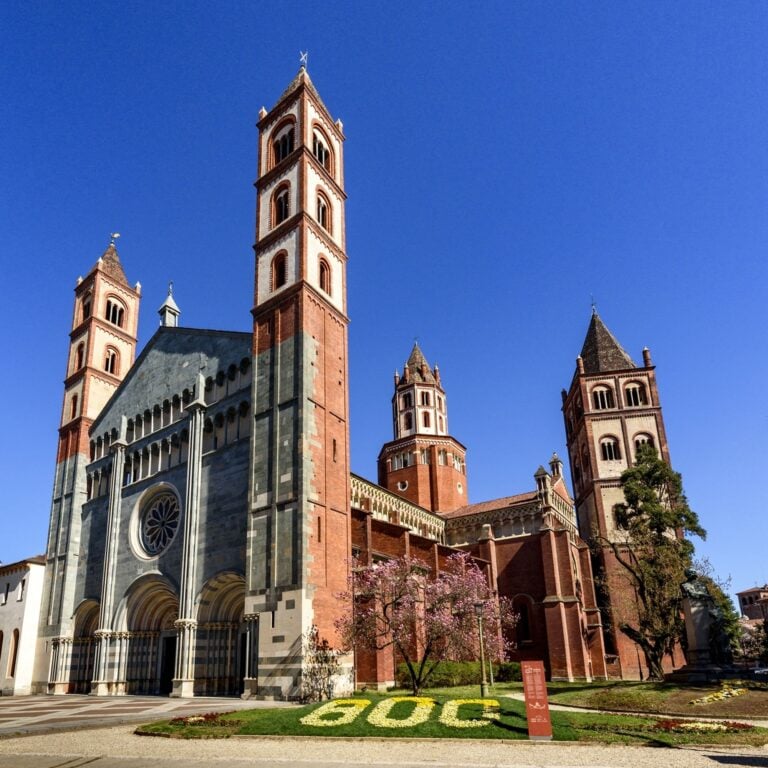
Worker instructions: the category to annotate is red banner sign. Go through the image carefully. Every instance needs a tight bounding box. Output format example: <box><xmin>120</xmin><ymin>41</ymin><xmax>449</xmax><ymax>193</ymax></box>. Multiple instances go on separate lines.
<box><xmin>521</xmin><ymin>660</ymin><xmax>552</xmax><ymax>740</ymax></box>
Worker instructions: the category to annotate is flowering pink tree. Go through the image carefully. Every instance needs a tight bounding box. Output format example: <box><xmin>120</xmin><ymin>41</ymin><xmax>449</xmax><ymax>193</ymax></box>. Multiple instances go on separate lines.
<box><xmin>335</xmin><ymin>552</ymin><xmax>513</xmax><ymax>695</ymax></box>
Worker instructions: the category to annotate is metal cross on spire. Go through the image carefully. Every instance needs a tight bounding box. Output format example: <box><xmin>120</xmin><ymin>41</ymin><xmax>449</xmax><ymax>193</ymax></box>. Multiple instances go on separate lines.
<box><xmin>109</xmin><ymin>232</ymin><xmax>121</xmax><ymax>246</ymax></box>
<box><xmin>299</xmin><ymin>50</ymin><xmax>308</xmax><ymax>69</ymax></box>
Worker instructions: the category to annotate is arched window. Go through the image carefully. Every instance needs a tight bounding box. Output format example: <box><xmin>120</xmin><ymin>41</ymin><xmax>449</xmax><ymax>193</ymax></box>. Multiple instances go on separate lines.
<box><xmin>312</xmin><ymin>129</ymin><xmax>331</xmax><ymax>171</ymax></box>
<box><xmin>600</xmin><ymin>437</ymin><xmax>621</xmax><ymax>461</ymax></box>
<box><xmin>273</xmin><ymin>185</ymin><xmax>290</xmax><ymax>226</ymax></box>
<box><xmin>271</xmin><ymin>122</ymin><xmax>295</xmax><ymax>165</ymax></box>
<box><xmin>71</xmin><ymin>394</ymin><xmax>79</xmax><ymax>420</ymax></box>
<box><xmin>514</xmin><ymin>598</ymin><xmax>532</xmax><ymax>643</ymax></box>
<box><xmin>403</xmin><ymin>412</ymin><xmax>413</xmax><ymax>430</ymax></box>
<box><xmin>421</xmin><ymin>391</ymin><xmax>430</xmax><ymax>406</ymax></box>
<box><xmin>625</xmin><ymin>381</ymin><xmax>648</xmax><ymax>407</ymax></box>
<box><xmin>634</xmin><ymin>433</ymin><xmax>654</xmax><ymax>453</ymax></box>
<box><xmin>75</xmin><ymin>343</ymin><xmax>85</xmax><ymax>370</ymax></box>
<box><xmin>438</xmin><ymin>449</ymin><xmax>447</xmax><ymax>465</ymax></box>
<box><xmin>402</xmin><ymin>392</ymin><xmax>412</xmax><ymax>409</ymax></box>
<box><xmin>319</xmin><ymin>258</ymin><xmax>331</xmax><ymax>294</ymax></box>
<box><xmin>8</xmin><ymin>628</ymin><xmax>19</xmax><ymax>678</ymax></box>
<box><xmin>104</xmin><ymin>348</ymin><xmax>118</xmax><ymax>375</ymax></box>
<box><xmin>272</xmin><ymin>252</ymin><xmax>287</xmax><ymax>290</ymax></box>
<box><xmin>422</xmin><ymin>411</ymin><xmax>431</xmax><ymax>428</ymax></box>
<box><xmin>316</xmin><ymin>192</ymin><xmax>330</xmax><ymax>231</ymax></box>
<box><xmin>105</xmin><ymin>298</ymin><xmax>125</xmax><ymax>328</ymax></box>
<box><xmin>592</xmin><ymin>386</ymin><xmax>615</xmax><ymax>410</ymax></box>
<box><xmin>82</xmin><ymin>294</ymin><xmax>92</xmax><ymax>321</ymax></box>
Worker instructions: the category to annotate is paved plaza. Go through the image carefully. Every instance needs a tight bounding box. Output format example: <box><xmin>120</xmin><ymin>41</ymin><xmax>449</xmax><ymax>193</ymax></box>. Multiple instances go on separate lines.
<box><xmin>0</xmin><ymin>693</ymin><xmax>281</xmax><ymax>736</ymax></box>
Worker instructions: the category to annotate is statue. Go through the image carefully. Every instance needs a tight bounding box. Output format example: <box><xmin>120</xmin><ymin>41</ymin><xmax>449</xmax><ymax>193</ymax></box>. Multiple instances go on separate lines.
<box><xmin>680</xmin><ymin>568</ymin><xmax>733</xmax><ymax>668</ymax></box>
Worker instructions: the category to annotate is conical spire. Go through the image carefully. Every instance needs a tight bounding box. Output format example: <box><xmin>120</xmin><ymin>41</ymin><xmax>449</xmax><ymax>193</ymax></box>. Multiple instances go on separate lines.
<box><xmin>88</xmin><ymin>241</ymin><xmax>130</xmax><ymax>287</ymax></box>
<box><xmin>273</xmin><ymin>66</ymin><xmax>332</xmax><ymax>119</ymax></box>
<box><xmin>404</xmin><ymin>342</ymin><xmax>437</xmax><ymax>384</ymax></box>
<box><xmin>578</xmin><ymin>310</ymin><xmax>635</xmax><ymax>374</ymax></box>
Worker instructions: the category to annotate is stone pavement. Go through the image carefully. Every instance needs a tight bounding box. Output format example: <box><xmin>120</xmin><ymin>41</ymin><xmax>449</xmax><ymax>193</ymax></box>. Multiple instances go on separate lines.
<box><xmin>0</xmin><ymin>693</ymin><xmax>287</xmax><ymax>736</ymax></box>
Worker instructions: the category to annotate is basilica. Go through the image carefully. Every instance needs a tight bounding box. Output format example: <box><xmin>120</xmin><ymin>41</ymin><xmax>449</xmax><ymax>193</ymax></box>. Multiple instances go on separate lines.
<box><xmin>34</xmin><ymin>68</ymin><xmax>676</xmax><ymax>698</ymax></box>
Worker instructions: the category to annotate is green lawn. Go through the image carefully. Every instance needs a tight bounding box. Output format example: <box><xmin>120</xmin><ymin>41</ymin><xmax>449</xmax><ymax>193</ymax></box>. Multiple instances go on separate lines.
<box><xmin>135</xmin><ymin>688</ymin><xmax>768</xmax><ymax>746</ymax></box>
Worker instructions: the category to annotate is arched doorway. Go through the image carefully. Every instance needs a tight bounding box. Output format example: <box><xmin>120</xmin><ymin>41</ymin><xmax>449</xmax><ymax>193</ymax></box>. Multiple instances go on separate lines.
<box><xmin>120</xmin><ymin>576</ymin><xmax>179</xmax><ymax>695</ymax></box>
<box><xmin>70</xmin><ymin>600</ymin><xmax>99</xmax><ymax>693</ymax></box>
<box><xmin>195</xmin><ymin>572</ymin><xmax>245</xmax><ymax>696</ymax></box>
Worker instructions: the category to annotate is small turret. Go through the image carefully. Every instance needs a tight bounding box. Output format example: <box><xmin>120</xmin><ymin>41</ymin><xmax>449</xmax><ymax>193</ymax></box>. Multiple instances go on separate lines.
<box><xmin>158</xmin><ymin>282</ymin><xmax>181</xmax><ymax>327</ymax></box>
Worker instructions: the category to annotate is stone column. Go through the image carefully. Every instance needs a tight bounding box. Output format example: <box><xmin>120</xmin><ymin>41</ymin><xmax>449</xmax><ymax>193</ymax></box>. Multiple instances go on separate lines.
<box><xmin>172</xmin><ymin>384</ymin><xmax>205</xmax><ymax>698</ymax></box>
<box><xmin>242</xmin><ymin>613</ymin><xmax>259</xmax><ymax>698</ymax></box>
<box><xmin>48</xmin><ymin>636</ymin><xmax>73</xmax><ymax>694</ymax></box>
<box><xmin>92</xmin><ymin>439</ymin><xmax>127</xmax><ymax>696</ymax></box>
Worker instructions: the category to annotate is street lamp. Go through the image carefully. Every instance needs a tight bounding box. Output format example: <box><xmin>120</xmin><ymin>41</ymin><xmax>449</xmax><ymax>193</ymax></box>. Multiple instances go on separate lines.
<box><xmin>474</xmin><ymin>601</ymin><xmax>489</xmax><ymax>698</ymax></box>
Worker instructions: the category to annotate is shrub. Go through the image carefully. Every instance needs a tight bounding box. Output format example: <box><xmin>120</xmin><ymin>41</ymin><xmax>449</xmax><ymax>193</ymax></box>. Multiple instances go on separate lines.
<box><xmin>395</xmin><ymin>660</ymin><xmax>521</xmax><ymax>688</ymax></box>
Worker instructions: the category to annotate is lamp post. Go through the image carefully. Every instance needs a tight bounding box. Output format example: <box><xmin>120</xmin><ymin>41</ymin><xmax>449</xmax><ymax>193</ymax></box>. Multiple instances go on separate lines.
<box><xmin>474</xmin><ymin>601</ymin><xmax>489</xmax><ymax>698</ymax></box>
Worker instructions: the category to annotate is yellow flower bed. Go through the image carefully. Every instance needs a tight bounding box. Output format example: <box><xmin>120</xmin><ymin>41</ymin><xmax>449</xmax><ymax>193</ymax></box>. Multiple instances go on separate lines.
<box><xmin>690</xmin><ymin>684</ymin><xmax>747</xmax><ymax>706</ymax></box>
<box><xmin>300</xmin><ymin>697</ymin><xmax>503</xmax><ymax>729</ymax></box>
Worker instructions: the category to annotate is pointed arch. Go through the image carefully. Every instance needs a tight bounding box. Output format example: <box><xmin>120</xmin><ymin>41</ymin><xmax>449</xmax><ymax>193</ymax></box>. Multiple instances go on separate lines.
<box><xmin>271</xmin><ymin>251</ymin><xmax>288</xmax><ymax>291</ymax></box>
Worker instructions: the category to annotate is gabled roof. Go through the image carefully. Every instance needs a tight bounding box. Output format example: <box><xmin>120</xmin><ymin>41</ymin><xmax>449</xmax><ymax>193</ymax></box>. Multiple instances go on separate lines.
<box><xmin>439</xmin><ymin>491</ymin><xmax>539</xmax><ymax>520</ymax></box>
<box><xmin>404</xmin><ymin>342</ymin><xmax>437</xmax><ymax>385</ymax></box>
<box><xmin>274</xmin><ymin>67</ymin><xmax>332</xmax><ymax>120</ymax></box>
<box><xmin>579</xmin><ymin>310</ymin><xmax>635</xmax><ymax>374</ymax></box>
<box><xmin>88</xmin><ymin>243</ymin><xmax>130</xmax><ymax>287</ymax></box>
<box><xmin>90</xmin><ymin>326</ymin><xmax>252</xmax><ymax>435</ymax></box>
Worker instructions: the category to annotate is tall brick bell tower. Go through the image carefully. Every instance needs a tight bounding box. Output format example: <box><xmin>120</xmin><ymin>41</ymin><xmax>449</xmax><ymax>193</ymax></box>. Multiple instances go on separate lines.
<box><xmin>561</xmin><ymin>309</ymin><xmax>674</xmax><ymax>680</ymax></box>
<box><xmin>378</xmin><ymin>343</ymin><xmax>468</xmax><ymax>513</ymax></box>
<box><xmin>244</xmin><ymin>68</ymin><xmax>351</xmax><ymax>699</ymax></box>
<box><xmin>39</xmin><ymin>240</ymin><xmax>140</xmax><ymax>692</ymax></box>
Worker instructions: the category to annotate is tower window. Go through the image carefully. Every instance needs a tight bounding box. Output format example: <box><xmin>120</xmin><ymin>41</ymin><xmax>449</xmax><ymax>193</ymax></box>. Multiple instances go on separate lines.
<box><xmin>420</xmin><ymin>449</ymin><xmax>430</xmax><ymax>464</ymax></box>
<box><xmin>105</xmin><ymin>299</ymin><xmax>125</xmax><ymax>328</ymax></box>
<box><xmin>438</xmin><ymin>449</ymin><xmax>447</xmax><ymax>466</ymax></box>
<box><xmin>75</xmin><ymin>343</ymin><xmax>85</xmax><ymax>370</ymax></box>
<box><xmin>402</xmin><ymin>393</ymin><xmax>412</xmax><ymax>409</ymax></box>
<box><xmin>104</xmin><ymin>348</ymin><xmax>118</xmax><ymax>375</ymax></box>
<box><xmin>438</xmin><ymin>415</ymin><xmax>444</xmax><ymax>431</ymax></box>
<box><xmin>82</xmin><ymin>294</ymin><xmax>92</xmax><ymax>321</ymax></box>
<box><xmin>319</xmin><ymin>258</ymin><xmax>331</xmax><ymax>294</ymax></box>
<box><xmin>272</xmin><ymin>253</ymin><xmax>287</xmax><ymax>290</ymax></box>
<box><xmin>422</xmin><ymin>411</ymin><xmax>431</xmax><ymax>428</ymax></box>
<box><xmin>272</xmin><ymin>125</ymin><xmax>294</xmax><ymax>165</ymax></box>
<box><xmin>421</xmin><ymin>391</ymin><xmax>430</xmax><ymax>406</ymax></box>
<box><xmin>437</xmin><ymin>395</ymin><xmax>443</xmax><ymax>411</ymax></box>
<box><xmin>592</xmin><ymin>386</ymin><xmax>615</xmax><ymax>410</ymax></box>
<box><xmin>634</xmin><ymin>434</ymin><xmax>654</xmax><ymax>453</ymax></box>
<box><xmin>316</xmin><ymin>192</ymin><xmax>330</xmax><ymax>231</ymax></box>
<box><xmin>312</xmin><ymin>130</ymin><xmax>331</xmax><ymax>171</ymax></box>
<box><xmin>625</xmin><ymin>382</ymin><xmax>648</xmax><ymax>407</ymax></box>
<box><xmin>273</xmin><ymin>186</ymin><xmax>290</xmax><ymax>226</ymax></box>
<box><xmin>71</xmin><ymin>394</ymin><xmax>79</xmax><ymax>420</ymax></box>
<box><xmin>403</xmin><ymin>412</ymin><xmax>413</xmax><ymax>430</ymax></box>
<box><xmin>600</xmin><ymin>437</ymin><xmax>621</xmax><ymax>461</ymax></box>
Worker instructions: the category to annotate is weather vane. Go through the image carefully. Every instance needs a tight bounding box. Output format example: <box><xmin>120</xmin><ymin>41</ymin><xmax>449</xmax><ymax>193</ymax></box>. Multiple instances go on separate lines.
<box><xmin>109</xmin><ymin>232</ymin><xmax>121</xmax><ymax>246</ymax></box>
<box><xmin>299</xmin><ymin>50</ymin><xmax>308</xmax><ymax>69</ymax></box>
<box><xmin>590</xmin><ymin>294</ymin><xmax>597</xmax><ymax>314</ymax></box>
<box><xmin>168</xmin><ymin>280</ymin><xmax>174</xmax><ymax>296</ymax></box>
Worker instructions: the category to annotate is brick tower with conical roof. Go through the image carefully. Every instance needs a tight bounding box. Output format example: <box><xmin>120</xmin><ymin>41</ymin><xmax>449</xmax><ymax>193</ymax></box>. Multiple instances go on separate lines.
<box><xmin>40</xmin><ymin>240</ymin><xmax>140</xmax><ymax>691</ymax></box>
<box><xmin>378</xmin><ymin>343</ymin><xmax>468</xmax><ymax>513</ymax></box>
<box><xmin>561</xmin><ymin>309</ymin><xmax>673</xmax><ymax>679</ymax></box>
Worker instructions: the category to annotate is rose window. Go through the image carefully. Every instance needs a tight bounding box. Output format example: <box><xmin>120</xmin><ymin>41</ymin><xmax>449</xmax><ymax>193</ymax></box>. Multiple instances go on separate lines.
<box><xmin>140</xmin><ymin>493</ymin><xmax>180</xmax><ymax>556</ymax></box>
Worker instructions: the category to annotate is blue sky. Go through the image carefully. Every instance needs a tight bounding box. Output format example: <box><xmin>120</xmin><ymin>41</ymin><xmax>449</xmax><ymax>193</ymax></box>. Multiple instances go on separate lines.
<box><xmin>1</xmin><ymin>2</ymin><xmax>766</xmax><ymax>605</ymax></box>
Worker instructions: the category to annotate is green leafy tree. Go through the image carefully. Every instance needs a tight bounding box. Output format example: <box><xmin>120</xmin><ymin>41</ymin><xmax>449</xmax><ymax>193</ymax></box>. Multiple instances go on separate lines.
<box><xmin>602</xmin><ymin>443</ymin><xmax>706</xmax><ymax>680</ymax></box>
